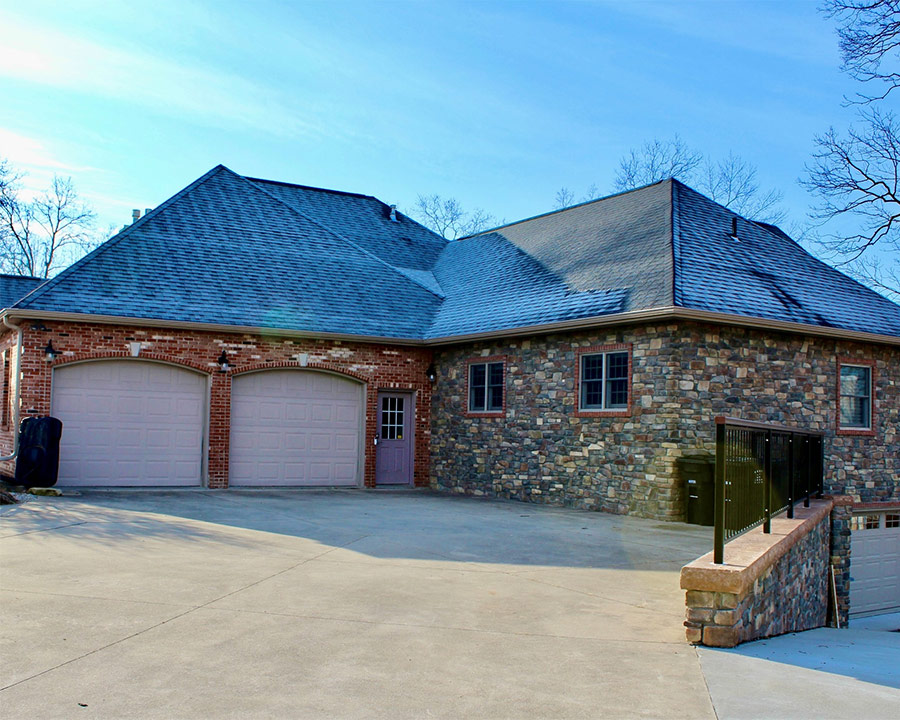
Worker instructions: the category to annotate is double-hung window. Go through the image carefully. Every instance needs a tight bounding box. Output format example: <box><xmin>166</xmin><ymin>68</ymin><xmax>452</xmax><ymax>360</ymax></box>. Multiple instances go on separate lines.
<box><xmin>469</xmin><ymin>361</ymin><xmax>504</xmax><ymax>413</ymax></box>
<box><xmin>579</xmin><ymin>350</ymin><xmax>629</xmax><ymax>411</ymax></box>
<box><xmin>839</xmin><ymin>363</ymin><xmax>872</xmax><ymax>430</ymax></box>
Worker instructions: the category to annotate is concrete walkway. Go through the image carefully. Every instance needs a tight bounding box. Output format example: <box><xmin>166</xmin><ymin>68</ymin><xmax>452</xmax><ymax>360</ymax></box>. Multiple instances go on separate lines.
<box><xmin>0</xmin><ymin>490</ymin><xmax>896</xmax><ymax>718</ymax></box>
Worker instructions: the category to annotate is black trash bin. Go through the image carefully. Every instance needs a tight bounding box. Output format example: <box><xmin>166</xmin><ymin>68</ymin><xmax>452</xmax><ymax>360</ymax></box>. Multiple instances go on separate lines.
<box><xmin>15</xmin><ymin>416</ymin><xmax>63</xmax><ymax>488</ymax></box>
<box><xmin>679</xmin><ymin>456</ymin><xmax>715</xmax><ymax>526</ymax></box>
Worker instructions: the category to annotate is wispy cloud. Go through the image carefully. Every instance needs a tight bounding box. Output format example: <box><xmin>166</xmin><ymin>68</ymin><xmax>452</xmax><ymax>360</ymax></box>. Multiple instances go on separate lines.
<box><xmin>0</xmin><ymin>9</ymin><xmax>319</xmax><ymax>138</ymax></box>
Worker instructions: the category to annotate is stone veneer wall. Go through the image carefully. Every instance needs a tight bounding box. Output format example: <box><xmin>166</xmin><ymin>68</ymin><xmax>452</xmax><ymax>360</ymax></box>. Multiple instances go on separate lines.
<box><xmin>681</xmin><ymin>500</ymin><xmax>836</xmax><ymax>647</ymax></box>
<box><xmin>829</xmin><ymin>498</ymin><xmax>853</xmax><ymax>628</ymax></box>
<box><xmin>430</xmin><ymin>321</ymin><xmax>899</xmax><ymax>519</ymax></box>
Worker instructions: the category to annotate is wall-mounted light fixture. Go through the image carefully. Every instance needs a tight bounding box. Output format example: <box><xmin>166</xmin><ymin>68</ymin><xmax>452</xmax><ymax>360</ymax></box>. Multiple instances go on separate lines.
<box><xmin>426</xmin><ymin>363</ymin><xmax>436</xmax><ymax>383</ymax></box>
<box><xmin>44</xmin><ymin>340</ymin><xmax>61</xmax><ymax>362</ymax></box>
<box><xmin>217</xmin><ymin>350</ymin><xmax>231</xmax><ymax>373</ymax></box>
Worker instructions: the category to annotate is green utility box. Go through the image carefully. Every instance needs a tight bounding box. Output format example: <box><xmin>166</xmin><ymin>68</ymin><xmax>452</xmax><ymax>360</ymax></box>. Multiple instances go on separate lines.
<box><xmin>679</xmin><ymin>456</ymin><xmax>716</xmax><ymax>526</ymax></box>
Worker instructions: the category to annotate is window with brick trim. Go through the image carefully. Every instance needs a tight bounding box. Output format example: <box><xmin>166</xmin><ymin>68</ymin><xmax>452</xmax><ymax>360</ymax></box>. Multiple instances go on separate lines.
<box><xmin>579</xmin><ymin>350</ymin><xmax>629</xmax><ymax>411</ymax></box>
<box><xmin>839</xmin><ymin>364</ymin><xmax>872</xmax><ymax>430</ymax></box>
<box><xmin>469</xmin><ymin>361</ymin><xmax>504</xmax><ymax>412</ymax></box>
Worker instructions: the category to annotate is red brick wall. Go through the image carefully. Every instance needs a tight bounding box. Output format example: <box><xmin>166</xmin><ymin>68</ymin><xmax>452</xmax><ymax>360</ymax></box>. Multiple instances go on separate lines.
<box><xmin>0</xmin><ymin>321</ymin><xmax>433</xmax><ymax>488</ymax></box>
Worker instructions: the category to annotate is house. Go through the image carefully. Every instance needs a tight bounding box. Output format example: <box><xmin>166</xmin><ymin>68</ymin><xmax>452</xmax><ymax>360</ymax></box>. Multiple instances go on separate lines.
<box><xmin>0</xmin><ymin>166</ymin><xmax>896</xmax><ymax>527</ymax></box>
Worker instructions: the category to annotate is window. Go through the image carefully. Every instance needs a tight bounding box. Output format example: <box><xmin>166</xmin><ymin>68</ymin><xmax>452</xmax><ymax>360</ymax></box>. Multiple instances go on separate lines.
<box><xmin>469</xmin><ymin>361</ymin><xmax>504</xmax><ymax>413</ymax></box>
<box><xmin>886</xmin><ymin>514</ymin><xmax>900</xmax><ymax>529</ymax></box>
<box><xmin>850</xmin><ymin>514</ymin><xmax>882</xmax><ymax>531</ymax></box>
<box><xmin>380</xmin><ymin>396</ymin><xmax>404</xmax><ymax>440</ymax></box>
<box><xmin>579</xmin><ymin>350</ymin><xmax>629</xmax><ymax>411</ymax></box>
<box><xmin>839</xmin><ymin>364</ymin><xmax>872</xmax><ymax>430</ymax></box>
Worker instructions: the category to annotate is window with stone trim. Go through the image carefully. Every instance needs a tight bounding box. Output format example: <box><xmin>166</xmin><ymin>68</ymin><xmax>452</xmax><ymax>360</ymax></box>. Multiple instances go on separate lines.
<box><xmin>468</xmin><ymin>361</ymin><xmax>504</xmax><ymax>413</ymax></box>
<box><xmin>579</xmin><ymin>350</ymin><xmax>629</xmax><ymax>411</ymax></box>
<box><xmin>839</xmin><ymin>363</ymin><xmax>872</xmax><ymax>430</ymax></box>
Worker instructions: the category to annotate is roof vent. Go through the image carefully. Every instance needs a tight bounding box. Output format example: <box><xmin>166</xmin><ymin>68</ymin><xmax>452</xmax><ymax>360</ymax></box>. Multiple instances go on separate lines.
<box><xmin>145</xmin><ymin>208</ymin><xmax>152</xmax><ymax>216</ymax></box>
<box><xmin>132</xmin><ymin>209</ymin><xmax>141</xmax><ymax>223</ymax></box>
<box><xmin>729</xmin><ymin>217</ymin><xmax>739</xmax><ymax>240</ymax></box>
<box><xmin>389</xmin><ymin>205</ymin><xmax>398</xmax><ymax>222</ymax></box>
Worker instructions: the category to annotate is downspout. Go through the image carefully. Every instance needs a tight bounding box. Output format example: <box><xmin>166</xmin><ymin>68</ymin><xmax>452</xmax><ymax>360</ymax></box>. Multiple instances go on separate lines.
<box><xmin>0</xmin><ymin>315</ymin><xmax>23</xmax><ymax>462</ymax></box>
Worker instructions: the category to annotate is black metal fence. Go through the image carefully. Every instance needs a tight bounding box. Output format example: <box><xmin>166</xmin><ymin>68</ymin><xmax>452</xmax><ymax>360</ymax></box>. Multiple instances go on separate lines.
<box><xmin>714</xmin><ymin>416</ymin><xmax>824</xmax><ymax>564</ymax></box>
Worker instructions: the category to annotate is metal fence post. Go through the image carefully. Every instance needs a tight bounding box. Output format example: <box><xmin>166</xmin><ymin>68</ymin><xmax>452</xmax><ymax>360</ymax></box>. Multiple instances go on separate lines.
<box><xmin>804</xmin><ymin>435</ymin><xmax>811</xmax><ymax>508</ymax></box>
<box><xmin>714</xmin><ymin>421</ymin><xmax>726</xmax><ymax>564</ymax></box>
<box><xmin>763</xmin><ymin>429</ymin><xmax>772</xmax><ymax>534</ymax></box>
<box><xmin>787</xmin><ymin>433</ymin><xmax>794</xmax><ymax>520</ymax></box>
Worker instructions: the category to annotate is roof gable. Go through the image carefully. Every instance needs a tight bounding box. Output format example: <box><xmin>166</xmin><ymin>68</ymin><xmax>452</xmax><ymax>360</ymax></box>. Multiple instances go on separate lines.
<box><xmin>466</xmin><ymin>180</ymin><xmax>674</xmax><ymax>312</ymax></box>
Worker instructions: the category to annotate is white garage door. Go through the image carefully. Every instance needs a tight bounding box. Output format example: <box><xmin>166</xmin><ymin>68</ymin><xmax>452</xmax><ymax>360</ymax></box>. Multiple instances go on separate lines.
<box><xmin>850</xmin><ymin>511</ymin><xmax>900</xmax><ymax>617</ymax></box>
<box><xmin>52</xmin><ymin>361</ymin><xmax>206</xmax><ymax>487</ymax></box>
<box><xmin>229</xmin><ymin>370</ymin><xmax>362</xmax><ymax>486</ymax></box>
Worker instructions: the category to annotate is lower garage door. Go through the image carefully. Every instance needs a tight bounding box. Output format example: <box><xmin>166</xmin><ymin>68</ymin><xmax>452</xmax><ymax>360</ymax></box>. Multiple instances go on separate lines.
<box><xmin>850</xmin><ymin>510</ymin><xmax>900</xmax><ymax>617</ymax></box>
<box><xmin>52</xmin><ymin>360</ymin><xmax>207</xmax><ymax>487</ymax></box>
<box><xmin>229</xmin><ymin>370</ymin><xmax>363</xmax><ymax>486</ymax></box>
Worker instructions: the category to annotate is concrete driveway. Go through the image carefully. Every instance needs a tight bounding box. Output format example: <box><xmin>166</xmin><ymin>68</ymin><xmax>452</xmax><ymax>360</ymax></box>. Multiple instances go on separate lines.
<box><xmin>1</xmin><ymin>490</ymin><xmax>895</xmax><ymax>719</ymax></box>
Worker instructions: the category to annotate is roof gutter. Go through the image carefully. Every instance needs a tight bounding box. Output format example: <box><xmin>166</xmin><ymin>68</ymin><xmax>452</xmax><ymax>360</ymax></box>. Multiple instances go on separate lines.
<box><xmin>0</xmin><ymin>316</ymin><xmax>23</xmax><ymax>463</ymax></box>
<box><xmin>0</xmin><ymin>309</ymin><xmax>425</xmax><ymax>346</ymax></box>
<box><xmin>3</xmin><ymin>306</ymin><xmax>898</xmax><ymax>349</ymax></box>
<box><xmin>423</xmin><ymin>306</ymin><xmax>900</xmax><ymax>347</ymax></box>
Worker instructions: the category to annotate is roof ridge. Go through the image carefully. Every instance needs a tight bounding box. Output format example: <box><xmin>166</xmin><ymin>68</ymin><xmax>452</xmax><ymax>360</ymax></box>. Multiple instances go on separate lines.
<box><xmin>233</xmin><ymin>172</ymin><xmax>447</xmax><ymax>300</ymax></box>
<box><xmin>460</xmin><ymin>178</ymin><xmax>672</xmax><ymax>240</ymax></box>
<box><xmin>671</xmin><ymin>178</ymin><xmax>682</xmax><ymax>307</ymax></box>
<box><xmin>246</xmin><ymin>176</ymin><xmax>374</xmax><ymax>200</ymax></box>
<box><xmin>13</xmin><ymin>165</ymin><xmax>232</xmax><ymax>310</ymax></box>
<box><xmin>0</xmin><ymin>273</ymin><xmax>43</xmax><ymax>281</ymax></box>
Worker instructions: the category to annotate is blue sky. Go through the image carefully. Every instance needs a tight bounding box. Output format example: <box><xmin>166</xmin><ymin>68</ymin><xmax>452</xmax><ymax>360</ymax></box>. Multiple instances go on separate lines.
<box><xmin>0</xmin><ymin>0</ymin><xmax>856</xmax><ymax>234</ymax></box>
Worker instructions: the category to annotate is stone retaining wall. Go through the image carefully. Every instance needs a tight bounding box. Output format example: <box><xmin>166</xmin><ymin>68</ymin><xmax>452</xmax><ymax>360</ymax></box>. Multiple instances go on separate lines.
<box><xmin>680</xmin><ymin>499</ymin><xmax>841</xmax><ymax>647</ymax></box>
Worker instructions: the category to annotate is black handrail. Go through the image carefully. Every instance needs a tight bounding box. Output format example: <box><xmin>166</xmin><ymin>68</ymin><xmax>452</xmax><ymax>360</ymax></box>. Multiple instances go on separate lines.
<box><xmin>713</xmin><ymin>416</ymin><xmax>825</xmax><ymax>564</ymax></box>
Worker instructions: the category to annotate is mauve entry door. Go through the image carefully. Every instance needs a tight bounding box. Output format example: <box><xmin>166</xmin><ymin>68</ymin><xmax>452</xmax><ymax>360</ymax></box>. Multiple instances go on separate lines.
<box><xmin>375</xmin><ymin>392</ymin><xmax>413</xmax><ymax>485</ymax></box>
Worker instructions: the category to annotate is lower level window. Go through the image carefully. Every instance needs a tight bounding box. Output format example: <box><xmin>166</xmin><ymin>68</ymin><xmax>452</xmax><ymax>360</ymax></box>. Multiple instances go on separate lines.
<box><xmin>580</xmin><ymin>351</ymin><xmax>628</xmax><ymax>410</ymax></box>
<box><xmin>469</xmin><ymin>361</ymin><xmax>503</xmax><ymax>412</ymax></box>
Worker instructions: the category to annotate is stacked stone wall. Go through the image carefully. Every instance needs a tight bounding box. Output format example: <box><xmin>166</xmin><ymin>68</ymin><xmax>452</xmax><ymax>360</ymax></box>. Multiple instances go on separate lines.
<box><xmin>430</xmin><ymin>321</ymin><xmax>899</xmax><ymax>519</ymax></box>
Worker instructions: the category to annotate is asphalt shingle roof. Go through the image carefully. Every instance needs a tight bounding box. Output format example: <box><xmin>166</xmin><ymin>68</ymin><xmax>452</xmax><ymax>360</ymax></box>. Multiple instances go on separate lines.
<box><xmin>0</xmin><ymin>275</ymin><xmax>44</xmax><ymax>310</ymax></box>
<box><xmin>9</xmin><ymin>167</ymin><xmax>900</xmax><ymax>342</ymax></box>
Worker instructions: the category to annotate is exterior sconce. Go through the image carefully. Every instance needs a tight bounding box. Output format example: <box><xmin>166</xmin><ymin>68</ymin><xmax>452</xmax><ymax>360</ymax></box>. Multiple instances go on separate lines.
<box><xmin>426</xmin><ymin>363</ymin><xmax>436</xmax><ymax>383</ymax></box>
<box><xmin>44</xmin><ymin>340</ymin><xmax>61</xmax><ymax>362</ymax></box>
<box><xmin>217</xmin><ymin>350</ymin><xmax>231</xmax><ymax>373</ymax></box>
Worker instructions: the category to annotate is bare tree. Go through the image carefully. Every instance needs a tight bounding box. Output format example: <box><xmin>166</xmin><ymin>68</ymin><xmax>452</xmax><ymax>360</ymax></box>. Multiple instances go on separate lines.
<box><xmin>805</xmin><ymin>2</ymin><xmax>900</xmax><ymax>298</ymax></box>
<box><xmin>556</xmin><ymin>137</ymin><xmax>786</xmax><ymax>222</ymax></box>
<box><xmin>701</xmin><ymin>154</ymin><xmax>785</xmax><ymax>224</ymax></box>
<box><xmin>826</xmin><ymin>0</ymin><xmax>900</xmax><ymax>102</ymax></box>
<box><xmin>613</xmin><ymin>136</ymin><xmax>703</xmax><ymax>191</ymax></box>
<box><xmin>411</xmin><ymin>194</ymin><xmax>496</xmax><ymax>240</ymax></box>
<box><xmin>803</xmin><ymin>108</ymin><xmax>900</xmax><ymax>295</ymax></box>
<box><xmin>0</xmin><ymin>159</ymin><xmax>98</xmax><ymax>278</ymax></box>
<box><xmin>553</xmin><ymin>187</ymin><xmax>576</xmax><ymax>210</ymax></box>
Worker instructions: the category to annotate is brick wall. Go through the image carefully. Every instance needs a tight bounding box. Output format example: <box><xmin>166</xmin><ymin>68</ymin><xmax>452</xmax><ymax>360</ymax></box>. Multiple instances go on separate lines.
<box><xmin>0</xmin><ymin>321</ymin><xmax>433</xmax><ymax>487</ymax></box>
<box><xmin>430</xmin><ymin>321</ymin><xmax>900</xmax><ymax>519</ymax></box>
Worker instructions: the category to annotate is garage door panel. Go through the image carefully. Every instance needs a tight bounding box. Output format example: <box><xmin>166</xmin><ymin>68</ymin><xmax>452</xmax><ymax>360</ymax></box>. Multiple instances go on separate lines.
<box><xmin>52</xmin><ymin>361</ymin><xmax>206</xmax><ymax>487</ymax></box>
<box><xmin>229</xmin><ymin>370</ymin><xmax>362</xmax><ymax>487</ymax></box>
<box><xmin>851</xmin><ymin>513</ymin><xmax>900</xmax><ymax>617</ymax></box>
